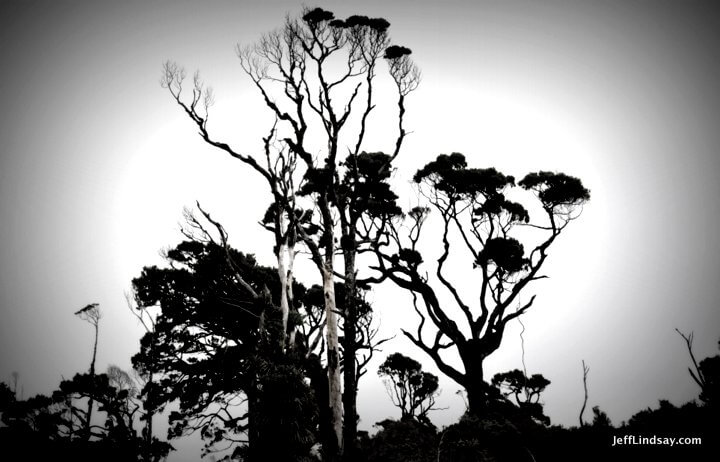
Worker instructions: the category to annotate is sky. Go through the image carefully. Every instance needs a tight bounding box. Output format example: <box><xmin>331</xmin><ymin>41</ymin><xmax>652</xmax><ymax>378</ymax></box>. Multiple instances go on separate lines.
<box><xmin>1</xmin><ymin>0</ymin><xmax>720</xmax><ymax>459</ymax></box>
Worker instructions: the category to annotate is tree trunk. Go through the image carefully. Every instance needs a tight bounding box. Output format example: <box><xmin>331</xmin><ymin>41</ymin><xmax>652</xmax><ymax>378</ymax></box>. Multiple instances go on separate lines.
<box><xmin>286</xmin><ymin>239</ymin><xmax>296</xmax><ymax>345</ymax></box>
<box><xmin>462</xmin><ymin>350</ymin><xmax>488</xmax><ymax>417</ymax></box>
<box><xmin>342</xmin><ymin>247</ymin><xmax>358</xmax><ymax>461</ymax></box>
<box><xmin>146</xmin><ymin>409</ymin><xmax>154</xmax><ymax>460</ymax></box>
<box><xmin>144</xmin><ymin>374</ymin><xmax>155</xmax><ymax>461</ymax></box>
<box><xmin>277</xmin><ymin>242</ymin><xmax>289</xmax><ymax>347</ymax></box>
<box><xmin>85</xmin><ymin>322</ymin><xmax>99</xmax><ymax>440</ymax></box>
<box><xmin>323</xmin><ymin>265</ymin><xmax>343</xmax><ymax>459</ymax></box>
<box><xmin>306</xmin><ymin>354</ymin><xmax>332</xmax><ymax>462</ymax></box>
<box><xmin>246</xmin><ymin>377</ymin><xmax>259</xmax><ymax>462</ymax></box>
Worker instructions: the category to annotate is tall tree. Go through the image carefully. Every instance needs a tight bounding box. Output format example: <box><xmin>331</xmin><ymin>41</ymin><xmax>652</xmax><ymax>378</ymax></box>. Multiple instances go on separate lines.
<box><xmin>372</xmin><ymin>153</ymin><xmax>590</xmax><ymax>415</ymax></box>
<box><xmin>74</xmin><ymin>302</ymin><xmax>101</xmax><ymax>441</ymax></box>
<box><xmin>162</xmin><ymin>7</ymin><xmax>419</xmax><ymax>459</ymax></box>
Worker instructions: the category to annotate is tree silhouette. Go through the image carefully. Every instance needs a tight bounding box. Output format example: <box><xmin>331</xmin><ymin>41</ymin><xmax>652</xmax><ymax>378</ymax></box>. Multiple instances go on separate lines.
<box><xmin>676</xmin><ymin>329</ymin><xmax>720</xmax><ymax>406</ymax></box>
<box><xmin>131</xmin><ymin>239</ymin><xmax>327</xmax><ymax>459</ymax></box>
<box><xmin>162</xmin><ymin>7</ymin><xmax>419</xmax><ymax>459</ymax></box>
<box><xmin>697</xmin><ymin>342</ymin><xmax>720</xmax><ymax>406</ymax></box>
<box><xmin>372</xmin><ymin>153</ymin><xmax>589</xmax><ymax>415</ymax></box>
<box><xmin>74</xmin><ymin>302</ymin><xmax>101</xmax><ymax>441</ymax></box>
<box><xmin>492</xmin><ymin>369</ymin><xmax>551</xmax><ymax>425</ymax></box>
<box><xmin>365</xmin><ymin>418</ymin><xmax>437</xmax><ymax>462</ymax></box>
<box><xmin>378</xmin><ymin>353</ymin><xmax>440</xmax><ymax>424</ymax></box>
<box><xmin>590</xmin><ymin>406</ymin><xmax>611</xmax><ymax>428</ymax></box>
<box><xmin>0</xmin><ymin>382</ymin><xmax>14</xmax><ymax>409</ymax></box>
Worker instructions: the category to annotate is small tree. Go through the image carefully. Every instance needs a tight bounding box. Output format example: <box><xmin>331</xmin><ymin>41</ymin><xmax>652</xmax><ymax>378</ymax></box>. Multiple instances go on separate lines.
<box><xmin>378</xmin><ymin>353</ymin><xmax>439</xmax><ymax>424</ymax></box>
<box><xmin>492</xmin><ymin>369</ymin><xmax>551</xmax><ymax>425</ymax></box>
<box><xmin>590</xmin><ymin>406</ymin><xmax>612</xmax><ymax>428</ymax></box>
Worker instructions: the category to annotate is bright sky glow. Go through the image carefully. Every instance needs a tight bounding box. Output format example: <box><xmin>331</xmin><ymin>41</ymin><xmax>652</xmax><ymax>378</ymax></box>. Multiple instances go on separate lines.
<box><xmin>2</xmin><ymin>1</ymin><xmax>719</xmax><ymax>459</ymax></box>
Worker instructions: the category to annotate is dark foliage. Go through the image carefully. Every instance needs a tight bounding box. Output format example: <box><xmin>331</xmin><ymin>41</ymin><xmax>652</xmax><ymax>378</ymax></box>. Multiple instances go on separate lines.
<box><xmin>131</xmin><ymin>240</ymin><xmax>319</xmax><ymax>459</ymax></box>
<box><xmin>518</xmin><ymin>171</ymin><xmax>590</xmax><ymax>209</ymax></box>
<box><xmin>384</xmin><ymin>45</ymin><xmax>412</xmax><ymax>59</ymax></box>
<box><xmin>531</xmin><ymin>400</ymin><xmax>717</xmax><ymax>462</ymax></box>
<box><xmin>492</xmin><ymin>369</ymin><xmax>551</xmax><ymax>425</ymax></box>
<box><xmin>697</xmin><ymin>339</ymin><xmax>720</xmax><ymax>405</ymax></box>
<box><xmin>438</xmin><ymin>411</ymin><xmax>538</xmax><ymax>462</ymax></box>
<box><xmin>363</xmin><ymin>419</ymin><xmax>438</xmax><ymax>462</ymax></box>
<box><xmin>302</xmin><ymin>7</ymin><xmax>335</xmax><ymax>25</ymax></box>
<box><xmin>414</xmin><ymin>153</ymin><xmax>515</xmax><ymax>197</ymax></box>
<box><xmin>341</xmin><ymin>152</ymin><xmax>402</xmax><ymax>219</ymax></box>
<box><xmin>477</xmin><ymin>238</ymin><xmax>529</xmax><ymax>274</ymax></box>
<box><xmin>0</xmin><ymin>372</ymin><xmax>171</xmax><ymax>461</ymax></box>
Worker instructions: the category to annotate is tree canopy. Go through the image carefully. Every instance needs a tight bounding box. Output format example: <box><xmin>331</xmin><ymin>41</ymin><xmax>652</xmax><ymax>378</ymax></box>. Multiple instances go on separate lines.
<box><xmin>372</xmin><ymin>152</ymin><xmax>590</xmax><ymax>414</ymax></box>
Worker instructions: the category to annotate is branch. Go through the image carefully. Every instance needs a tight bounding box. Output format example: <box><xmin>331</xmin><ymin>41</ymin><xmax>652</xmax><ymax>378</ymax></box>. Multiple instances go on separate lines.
<box><xmin>675</xmin><ymin>328</ymin><xmax>707</xmax><ymax>390</ymax></box>
<box><xmin>500</xmin><ymin>295</ymin><xmax>536</xmax><ymax>327</ymax></box>
<box><xmin>435</xmin><ymin>211</ymin><xmax>474</xmax><ymax>334</ymax></box>
<box><xmin>193</xmin><ymin>202</ymin><xmax>260</xmax><ymax>301</ymax></box>
<box><xmin>162</xmin><ymin>61</ymin><xmax>273</xmax><ymax>183</ymax></box>
<box><xmin>401</xmin><ymin>329</ymin><xmax>465</xmax><ymax>386</ymax></box>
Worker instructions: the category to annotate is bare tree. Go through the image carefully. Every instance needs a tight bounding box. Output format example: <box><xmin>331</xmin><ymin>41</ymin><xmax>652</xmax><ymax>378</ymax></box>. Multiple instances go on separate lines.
<box><xmin>675</xmin><ymin>328</ymin><xmax>707</xmax><ymax>394</ymax></box>
<box><xmin>580</xmin><ymin>360</ymin><xmax>589</xmax><ymax>427</ymax></box>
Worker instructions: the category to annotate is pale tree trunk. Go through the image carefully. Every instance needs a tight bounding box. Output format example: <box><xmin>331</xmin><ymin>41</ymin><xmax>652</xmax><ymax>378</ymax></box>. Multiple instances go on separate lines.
<box><xmin>277</xmin><ymin>241</ymin><xmax>289</xmax><ymax>346</ymax></box>
<box><xmin>580</xmin><ymin>360</ymin><xmax>589</xmax><ymax>427</ymax></box>
<box><xmin>85</xmin><ymin>321</ymin><xmax>99</xmax><ymax>440</ymax></box>
<box><xmin>323</xmin><ymin>265</ymin><xmax>343</xmax><ymax>457</ymax></box>
<box><xmin>286</xmin><ymin>244</ymin><xmax>297</xmax><ymax>348</ymax></box>
<box><xmin>275</xmin><ymin>210</ymin><xmax>291</xmax><ymax>348</ymax></box>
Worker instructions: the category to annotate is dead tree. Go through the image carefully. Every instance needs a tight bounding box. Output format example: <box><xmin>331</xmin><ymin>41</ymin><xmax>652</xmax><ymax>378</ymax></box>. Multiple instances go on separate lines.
<box><xmin>579</xmin><ymin>360</ymin><xmax>589</xmax><ymax>427</ymax></box>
